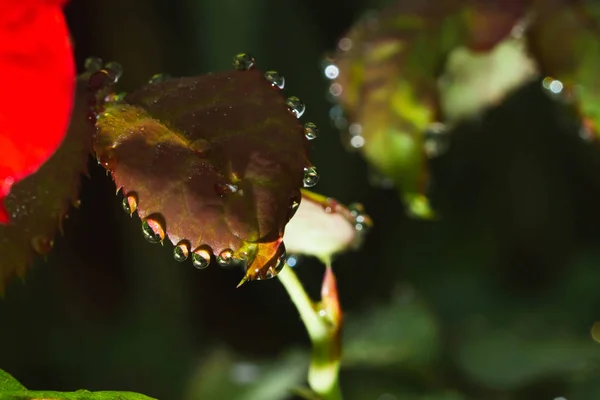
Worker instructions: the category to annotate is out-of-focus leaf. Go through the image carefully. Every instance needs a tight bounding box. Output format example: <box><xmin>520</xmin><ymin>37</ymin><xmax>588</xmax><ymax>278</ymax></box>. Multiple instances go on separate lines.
<box><xmin>527</xmin><ymin>0</ymin><xmax>600</xmax><ymax>136</ymax></box>
<box><xmin>330</xmin><ymin>1</ymin><xmax>536</xmax><ymax>218</ymax></box>
<box><xmin>456</xmin><ymin>329</ymin><xmax>600</xmax><ymax>390</ymax></box>
<box><xmin>342</xmin><ymin>292</ymin><xmax>440</xmax><ymax>368</ymax></box>
<box><xmin>0</xmin><ymin>74</ymin><xmax>95</xmax><ymax>293</ymax></box>
<box><xmin>95</xmin><ymin>68</ymin><xmax>311</xmax><ymax>283</ymax></box>
<box><xmin>0</xmin><ymin>368</ymin><xmax>155</xmax><ymax>400</ymax></box>
<box><xmin>0</xmin><ymin>0</ymin><xmax>75</xmax><ymax>223</ymax></box>
<box><xmin>183</xmin><ymin>348</ymin><xmax>308</xmax><ymax>400</ymax></box>
<box><xmin>283</xmin><ymin>190</ymin><xmax>371</xmax><ymax>263</ymax></box>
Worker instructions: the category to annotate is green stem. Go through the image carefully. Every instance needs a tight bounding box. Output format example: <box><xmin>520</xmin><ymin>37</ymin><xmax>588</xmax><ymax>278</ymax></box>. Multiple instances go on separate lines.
<box><xmin>277</xmin><ymin>265</ymin><xmax>342</xmax><ymax>400</ymax></box>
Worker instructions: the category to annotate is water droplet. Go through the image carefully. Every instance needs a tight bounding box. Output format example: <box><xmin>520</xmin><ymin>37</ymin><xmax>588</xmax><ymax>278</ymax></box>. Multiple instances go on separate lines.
<box><xmin>192</xmin><ymin>247</ymin><xmax>212</xmax><ymax>269</ymax></box>
<box><xmin>349</xmin><ymin>135</ymin><xmax>365</xmax><ymax>148</ymax></box>
<box><xmin>286</xmin><ymin>96</ymin><xmax>306</xmax><ymax>118</ymax></box>
<box><xmin>104</xmin><ymin>61</ymin><xmax>123</xmax><ymax>83</ymax></box>
<box><xmin>84</xmin><ymin>56</ymin><xmax>103</xmax><ymax>73</ymax></box>
<box><xmin>303</xmin><ymin>166</ymin><xmax>319</xmax><ymax>187</ymax></box>
<box><xmin>215</xmin><ymin>183</ymin><xmax>239</xmax><ymax>197</ymax></box>
<box><xmin>142</xmin><ymin>217</ymin><xmax>165</xmax><ymax>244</ymax></box>
<box><xmin>288</xmin><ymin>196</ymin><xmax>301</xmax><ymax>221</ymax></box>
<box><xmin>217</xmin><ymin>249</ymin><xmax>234</xmax><ymax>267</ymax></box>
<box><xmin>122</xmin><ymin>193</ymin><xmax>138</xmax><ymax>216</ymax></box>
<box><xmin>329</xmin><ymin>83</ymin><xmax>342</xmax><ymax>97</ymax></box>
<box><xmin>148</xmin><ymin>73</ymin><xmax>171</xmax><ymax>84</ymax></box>
<box><xmin>88</xmin><ymin>70</ymin><xmax>113</xmax><ymax>91</ymax></box>
<box><xmin>233</xmin><ymin>53</ymin><xmax>255</xmax><ymax>70</ymax></box>
<box><xmin>264</xmin><ymin>70</ymin><xmax>285</xmax><ymax>89</ymax></box>
<box><xmin>348</xmin><ymin>203</ymin><xmax>365</xmax><ymax>217</ymax></box>
<box><xmin>173</xmin><ymin>241</ymin><xmax>190</xmax><ymax>262</ymax></box>
<box><xmin>324</xmin><ymin>64</ymin><xmax>339</xmax><ymax>80</ymax></box>
<box><xmin>97</xmin><ymin>148</ymin><xmax>118</xmax><ymax>171</ymax></box>
<box><xmin>264</xmin><ymin>242</ymin><xmax>287</xmax><ymax>279</ymax></box>
<box><xmin>338</xmin><ymin>37</ymin><xmax>352</xmax><ymax>52</ymax></box>
<box><xmin>423</xmin><ymin>122</ymin><xmax>449</xmax><ymax>158</ymax></box>
<box><xmin>304</xmin><ymin>122</ymin><xmax>319</xmax><ymax>140</ymax></box>
<box><xmin>72</xmin><ymin>199</ymin><xmax>82</xmax><ymax>208</ymax></box>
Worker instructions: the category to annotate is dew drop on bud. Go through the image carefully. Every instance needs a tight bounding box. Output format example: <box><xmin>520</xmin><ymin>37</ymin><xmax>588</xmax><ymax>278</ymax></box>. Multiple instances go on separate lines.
<box><xmin>148</xmin><ymin>73</ymin><xmax>171</xmax><ymax>84</ymax></box>
<box><xmin>142</xmin><ymin>217</ymin><xmax>165</xmax><ymax>244</ymax></box>
<box><xmin>303</xmin><ymin>166</ymin><xmax>319</xmax><ymax>187</ymax></box>
<box><xmin>217</xmin><ymin>248</ymin><xmax>234</xmax><ymax>267</ymax></box>
<box><xmin>84</xmin><ymin>56</ymin><xmax>103</xmax><ymax>73</ymax></box>
<box><xmin>122</xmin><ymin>193</ymin><xmax>138</xmax><ymax>216</ymax></box>
<box><xmin>174</xmin><ymin>241</ymin><xmax>190</xmax><ymax>262</ymax></box>
<box><xmin>233</xmin><ymin>53</ymin><xmax>255</xmax><ymax>70</ymax></box>
<box><xmin>286</xmin><ymin>96</ymin><xmax>306</xmax><ymax>118</ymax></box>
<box><xmin>104</xmin><ymin>61</ymin><xmax>123</xmax><ymax>83</ymax></box>
<box><xmin>303</xmin><ymin>122</ymin><xmax>319</xmax><ymax>140</ymax></box>
<box><xmin>264</xmin><ymin>70</ymin><xmax>285</xmax><ymax>89</ymax></box>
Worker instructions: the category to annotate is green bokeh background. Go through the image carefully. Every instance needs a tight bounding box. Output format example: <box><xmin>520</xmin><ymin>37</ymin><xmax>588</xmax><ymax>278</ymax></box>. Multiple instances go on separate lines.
<box><xmin>2</xmin><ymin>0</ymin><xmax>600</xmax><ymax>399</ymax></box>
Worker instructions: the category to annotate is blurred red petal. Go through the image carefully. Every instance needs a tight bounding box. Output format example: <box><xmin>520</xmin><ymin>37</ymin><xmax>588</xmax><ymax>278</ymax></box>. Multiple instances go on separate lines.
<box><xmin>0</xmin><ymin>0</ymin><xmax>74</xmax><ymax>223</ymax></box>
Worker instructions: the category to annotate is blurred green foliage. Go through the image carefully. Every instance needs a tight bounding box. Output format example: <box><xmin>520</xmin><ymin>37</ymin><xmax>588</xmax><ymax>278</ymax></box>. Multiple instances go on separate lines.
<box><xmin>1</xmin><ymin>0</ymin><xmax>600</xmax><ymax>399</ymax></box>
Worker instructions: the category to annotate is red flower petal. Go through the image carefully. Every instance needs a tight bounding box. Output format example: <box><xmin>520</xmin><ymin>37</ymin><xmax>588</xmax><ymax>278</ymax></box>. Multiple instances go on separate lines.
<box><xmin>0</xmin><ymin>0</ymin><xmax>74</xmax><ymax>223</ymax></box>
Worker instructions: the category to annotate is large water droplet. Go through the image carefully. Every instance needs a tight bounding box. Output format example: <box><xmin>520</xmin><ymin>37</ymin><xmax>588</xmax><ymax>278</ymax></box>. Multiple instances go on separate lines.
<box><xmin>233</xmin><ymin>53</ymin><xmax>255</xmax><ymax>70</ymax></box>
<box><xmin>148</xmin><ymin>73</ymin><xmax>171</xmax><ymax>84</ymax></box>
<box><xmin>264</xmin><ymin>70</ymin><xmax>285</xmax><ymax>89</ymax></box>
<box><xmin>122</xmin><ymin>193</ymin><xmax>138</xmax><ymax>216</ymax></box>
<box><xmin>304</xmin><ymin>122</ymin><xmax>319</xmax><ymax>140</ymax></box>
<box><xmin>286</xmin><ymin>96</ymin><xmax>306</xmax><ymax>118</ymax></box>
<box><xmin>192</xmin><ymin>248</ymin><xmax>212</xmax><ymax>269</ymax></box>
<box><xmin>217</xmin><ymin>249</ymin><xmax>234</xmax><ymax>267</ymax></box>
<box><xmin>104</xmin><ymin>61</ymin><xmax>123</xmax><ymax>83</ymax></box>
<box><xmin>423</xmin><ymin>122</ymin><xmax>449</xmax><ymax>158</ymax></box>
<box><xmin>142</xmin><ymin>217</ymin><xmax>165</xmax><ymax>244</ymax></box>
<box><xmin>84</xmin><ymin>56</ymin><xmax>103</xmax><ymax>73</ymax></box>
<box><xmin>264</xmin><ymin>242</ymin><xmax>287</xmax><ymax>279</ymax></box>
<box><xmin>174</xmin><ymin>241</ymin><xmax>190</xmax><ymax>262</ymax></box>
<box><xmin>303</xmin><ymin>166</ymin><xmax>319</xmax><ymax>187</ymax></box>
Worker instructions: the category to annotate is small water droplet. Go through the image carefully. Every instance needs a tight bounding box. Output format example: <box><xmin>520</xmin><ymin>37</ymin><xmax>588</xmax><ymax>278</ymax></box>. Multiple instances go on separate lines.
<box><xmin>122</xmin><ymin>193</ymin><xmax>138</xmax><ymax>216</ymax></box>
<box><xmin>97</xmin><ymin>148</ymin><xmax>118</xmax><ymax>171</ymax></box>
<box><xmin>104</xmin><ymin>61</ymin><xmax>123</xmax><ymax>83</ymax></box>
<box><xmin>142</xmin><ymin>217</ymin><xmax>165</xmax><ymax>244</ymax></box>
<box><xmin>304</xmin><ymin>122</ymin><xmax>319</xmax><ymax>140</ymax></box>
<box><xmin>72</xmin><ymin>199</ymin><xmax>82</xmax><ymax>208</ymax></box>
<box><xmin>215</xmin><ymin>183</ymin><xmax>239</xmax><ymax>197</ymax></box>
<box><xmin>303</xmin><ymin>166</ymin><xmax>319</xmax><ymax>187</ymax></box>
<box><xmin>423</xmin><ymin>122</ymin><xmax>449</xmax><ymax>158</ymax></box>
<box><xmin>287</xmin><ymin>195</ymin><xmax>301</xmax><ymax>221</ymax></box>
<box><xmin>264</xmin><ymin>70</ymin><xmax>285</xmax><ymax>89</ymax></box>
<box><xmin>348</xmin><ymin>203</ymin><xmax>365</xmax><ymax>217</ymax></box>
<box><xmin>84</xmin><ymin>56</ymin><xmax>103</xmax><ymax>73</ymax></box>
<box><xmin>338</xmin><ymin>37</ymin><xmax>352</xmax><ymax>52</ymax></box>
<box><xmin>173</xmin><ymin>241</ymin><xmax>190</xmax><ymax>262</ymax></box>
<box><xmin>286</xmin><ymin>96</ymin><xmax>306</xmax><ymax>118</ymax></box>
<box><xmin>233</xmin><ymin>53</ymin><xmax>255</xmax><ymax>70</ymax></box>
<box><xmin>217</xmin><ymin>249</ymin><xmax>234</xmax><ymax>267</ymax></box>
<box><xmin>192</xmin><ymin>247</ymin><xmax>212</xmax><ymax>269</ymax></box>
<box><xmin>148</xmin><ymin>73</ymin><xmax>171</xmax><ymax>84</ymax></box>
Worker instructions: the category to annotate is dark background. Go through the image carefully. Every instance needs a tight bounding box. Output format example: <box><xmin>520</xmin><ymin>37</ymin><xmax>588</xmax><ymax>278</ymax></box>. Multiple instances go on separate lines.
<box><xmin>1</xmin><ymin>0</ymin><xmax>600</xmax><ymax>399</ymax></box>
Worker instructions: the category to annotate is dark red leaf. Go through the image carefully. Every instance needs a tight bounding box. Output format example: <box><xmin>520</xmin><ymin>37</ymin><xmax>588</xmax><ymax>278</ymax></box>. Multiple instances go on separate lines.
<box><xmin>0</xmin><ymin>75</ymin><xmax>95</xmax><ymax>293</ymax></box>
<box><xmin>0</xmin><ymin>0</ymin><xmax>74</xmax><ymax>223</ymax></box>
<box><xmin>94</xmin><ymin>68</ymin><xmax>311</xmax><ymax>283</ymax></box>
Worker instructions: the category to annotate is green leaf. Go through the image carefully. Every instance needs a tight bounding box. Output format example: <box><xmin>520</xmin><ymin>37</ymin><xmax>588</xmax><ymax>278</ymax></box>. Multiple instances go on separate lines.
<box><xmin>342</xmin><ymin>294</ymin><xmax>440</xmax><ymax>368</ymax></box>
<box><xmin>0</xmin><ymin>369</ymin><xmax>155</xmax><ymax>400</ymax></box>
<box><xmin>183</xmin><ymin>348</ymin><xmax>308</xmax><ymax>400</ymax></box>
<box><xmin>0</xmin><ymin>370</ymin><xmax>25</xmax><ymax>391</ymax></box>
